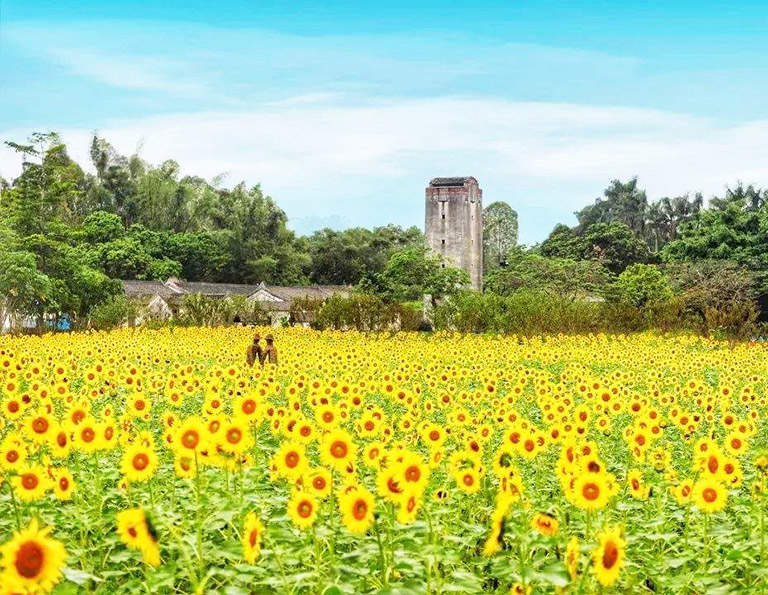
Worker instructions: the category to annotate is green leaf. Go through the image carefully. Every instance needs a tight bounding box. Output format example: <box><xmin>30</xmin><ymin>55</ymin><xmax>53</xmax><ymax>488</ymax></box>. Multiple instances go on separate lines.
<box><xmin>532</xmin><ymin>564</ymin><xmax>569</xmax><ymax>587</ymax></box>
<box><xmin>61</xmin><ymin>567</ymin><xmax>103</xmax><ymax>585</ymax></box>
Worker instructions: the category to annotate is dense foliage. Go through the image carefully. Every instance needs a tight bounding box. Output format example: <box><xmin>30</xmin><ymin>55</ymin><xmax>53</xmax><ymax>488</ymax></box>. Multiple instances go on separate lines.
<box><xmin>3</xmin><ymin>132</ymin><xmax>768</xmax><ymax>336</ymax></box>
<box><xmin>0</xmin><ymin>134</ymin><xmax>427</xmax><ymax>328</ymax></box>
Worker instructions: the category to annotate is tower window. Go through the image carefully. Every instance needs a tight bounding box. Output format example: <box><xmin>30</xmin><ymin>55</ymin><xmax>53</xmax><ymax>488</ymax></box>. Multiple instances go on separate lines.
<box><xmin>441</xmin><ymin>239</ymin><xmax>446</xmax><ymax>245</ymax></box>
<box><xmin>441</xmin><ymin>214</ymin><xmax>445</xmax><ymax>219</ymax></box>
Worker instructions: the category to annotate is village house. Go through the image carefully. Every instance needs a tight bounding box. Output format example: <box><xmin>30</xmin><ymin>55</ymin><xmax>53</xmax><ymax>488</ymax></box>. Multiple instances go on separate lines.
<box><xmin>122</xmin><ymin>277</ymin><xmax>349</xmax><ymax>326</ymax></box>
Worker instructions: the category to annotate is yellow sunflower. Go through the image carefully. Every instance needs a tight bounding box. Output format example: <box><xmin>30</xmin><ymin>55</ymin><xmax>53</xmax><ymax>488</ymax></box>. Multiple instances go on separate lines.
<box><xmin>0</xmin><ymin>437</ymin><xmax>26</xmax><ymax>472</ymax></box>
<box><xmin>627</xmin><ymin>469</ymin><xmax>650</xmax><ymax>500</ymax></box>
<box><xmin>116</xmin><ymin>508</ymin><xmax>161</xmax><ymax>567</ymax></box>
<box><xmin>121</xmin><ymin>442</ymin><xmax>159</xmax><ymax>483</ymax></box>
<box><xmin>241</xmin><ymin>512</ymin><xmax>264</xmax><ymax>564</ymax></box>
<box><xmin>287</xmin><ymin>491</ymin><xmax>318</xmax><ymax>530</ymax></box>
<box><xmin>0</xmin><ymin>519</ymin><xmax>66</xmax><ymax>594</ymax></box>
<box><xmin>320</xmin><ymin>429</ymin><xmax>356</xmax><ymax>472</ymax></box>
<box><xmin>571</xmin><ymin>474</ymin><xmax>610</xmax><ymax>511</ymax></box>
<box><xmin>565</xmin><ymin>536</ymin><xmax>580</xmax><ymax>581</ymax></box>
<box><xmin>340</xmin><ymin>487</ymin><xmax>375</xmax><ymax>534</ymax></box>
<box><xmin>693</xmin><ymin>478</ymin><xmax>728</xmax><ymax>513</ymax></box>
<box><xmin>591</xmin><ymin>526</ymin><xmax>625</xmax><ymax>587</ymax></box>
<box><xmin>454</xmin><ymin>467</ymin><xmax>481</xmax><ymax>494</ymax></box>
<box><xmin>307</xmin><ymin>468</ymin><xmax>333</xmax><ymax>499</ymax></box>
<box><xmin>175</xmin><ymin>417</ymin><xmax>207</xmax><ymax>455</ymax></box>
<box><xmin>530</xmin><ymin>513</ymin><xmax>559</xmax><ymax>537</ymax></box>
<box><xmin>12</xmin><ymin>464</ymin><xmax>51</xmax><ymax>502</ymax></box>
<box><xmin>273</xmin><ymin>441</ymin><xmax>308</xmax><ymax>480</ymax></box>
<box><xmin>53</xmin><ymin>469</ymin><xmax>75</xmax><ymax>501</ymax></box>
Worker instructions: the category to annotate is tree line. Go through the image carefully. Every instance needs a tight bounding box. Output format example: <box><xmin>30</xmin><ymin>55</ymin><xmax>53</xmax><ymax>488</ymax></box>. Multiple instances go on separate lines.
<box><xmin>2</xmin><ymin>131</ymin><xmax>766</xmax><ymax>336</ymax></box>
<box><xmin>479</xmin><ymin>177</ymin><xmax>765</xmax><ymax>338</ymax></box>
<box><xmin>0</xmin><ymin>133</ymin><xmax>463</xmax><ymax>329</ymax></box>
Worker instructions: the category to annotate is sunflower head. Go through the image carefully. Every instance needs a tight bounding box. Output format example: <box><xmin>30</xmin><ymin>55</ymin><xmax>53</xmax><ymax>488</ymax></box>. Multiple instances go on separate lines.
<box><xmin>0</xmin><ymin>519</ymin><xmax>67</xmax><ymax>593</ymax></box>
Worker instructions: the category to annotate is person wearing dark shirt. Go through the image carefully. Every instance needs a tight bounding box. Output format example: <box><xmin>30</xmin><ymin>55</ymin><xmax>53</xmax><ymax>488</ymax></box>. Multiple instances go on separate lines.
<box><xmin>246</xmin><ymin>334</ymin><xmax>263</xmax><ymax>367</ymax></box>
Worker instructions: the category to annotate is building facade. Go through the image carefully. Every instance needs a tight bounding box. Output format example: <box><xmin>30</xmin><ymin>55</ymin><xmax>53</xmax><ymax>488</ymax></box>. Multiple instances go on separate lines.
<box><xmin>425</xmin><ymin>177</ymin><xmax>483</xmax><ymax>290</ymax></box>
<box><xmin>122</xmin><ymin>278</ymin><xmax>349</xmax><ymax>326</ymax></box>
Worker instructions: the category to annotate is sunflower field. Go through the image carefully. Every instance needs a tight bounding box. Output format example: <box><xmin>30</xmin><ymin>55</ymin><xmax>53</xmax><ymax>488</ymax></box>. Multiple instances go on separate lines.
<box><xmin>1</xmin><ymin>328</ymin><xmax>767</xmax><ymax>594</ymax></box>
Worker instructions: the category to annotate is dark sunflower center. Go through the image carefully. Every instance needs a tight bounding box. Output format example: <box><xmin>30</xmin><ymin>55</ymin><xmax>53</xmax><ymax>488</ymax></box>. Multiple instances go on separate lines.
<box><xmin>22</xmin><ymin>474</ymin><xmax>39</xmax><ymax>490</ymax></box>
<box><xmin>331</xmin><ymin>441</ymin><xmax>348</xmax><ymax>459</ymax></box>
<box><xmin>15</xmin><ymin>541</ymin><xmax>44</xmax><ymax>578</ymax></box>
<box><xmin>602</xmin><ymin>541</ymin><xmax>619</xmax><ymax>569</ymax></box>
<box><xmin>582</xmin><ymin>483</ymin><xmax>600</xmax><ymax>501</ymax></box>
<box><xmin>405</xmin><ymin>466</ymin><xmax>420</xmax><ymax>482</ymax></box>
<box><xmin>183</xmin><ymin>430</ymin><xmax>200</xmax><ymax>449</ymax></box>
<box><xmin>353</xmin><ymin>500</ymin><xmax>368</xmax><ymax>520</ymax></box>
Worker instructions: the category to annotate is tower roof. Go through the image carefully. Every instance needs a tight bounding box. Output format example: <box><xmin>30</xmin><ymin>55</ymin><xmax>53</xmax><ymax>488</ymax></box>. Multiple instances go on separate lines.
<box><xmin>429</xmin><ymin>177</ymin><xmax>477</xmax><ymax>188</ymax></box>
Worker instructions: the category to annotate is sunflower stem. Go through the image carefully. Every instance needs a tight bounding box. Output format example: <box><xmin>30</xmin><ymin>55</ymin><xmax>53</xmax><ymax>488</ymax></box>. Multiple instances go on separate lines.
<box><xmin>425</xmin><ymin>501</ymin><xmax>443</xmax><ymax>594</ymax></box>
<box><xmin>265</xmin><ymin>533</ymin><xmax>291</xmax><ymax>595</ymax></box>
<box><xmin>163</xmin><ymin>517</ymin><xmax>199</xmax><ymax>590</ymax></box>
<box><xmin>328</xmin><ymin>469</ymin><xmax>337</xmax><ymax>580</ymax></box>
<box><xmin>194</xmin><ymin>451</ymin><xmax>203</xmax><ymax>577</ymax></box>
<box><xmin>387</xmin><ymin>502</ymin><xmax>396</xmax><ymax>581</ymax></box>
<box><xmin>312</xmin><ymin>523</ymin><xmax>323</xmax><ymax>588</ymax></box>
<box><xmin>6</xmin><ymin>480</ymin><xmax>21</xmax><ymax>531</ymax></box>
<box><xmin>238</xmin><ymin>462</ymin><xmax>244</xmax><ymax>515</ymax></box>
<box><xmin>374</xmin><ymin>514</ymin><xmax>389</xmax><ymax>586</ymax></box>
<box><xmin>517</xmin><ymin>505</ymin><xmax>529</xmax><ymax>587</ymax></box>
<box><xmin>760</xmin><ymin>497</ymin><xmax>765</xmax><ymax>594</ymax></box>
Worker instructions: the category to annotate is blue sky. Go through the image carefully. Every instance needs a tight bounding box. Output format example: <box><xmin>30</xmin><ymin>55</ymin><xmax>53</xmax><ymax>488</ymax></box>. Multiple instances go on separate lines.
<box><xmin>2</xmin><ymin>1</ymin><xmax>768</xmax><ymax>242</ymax></box>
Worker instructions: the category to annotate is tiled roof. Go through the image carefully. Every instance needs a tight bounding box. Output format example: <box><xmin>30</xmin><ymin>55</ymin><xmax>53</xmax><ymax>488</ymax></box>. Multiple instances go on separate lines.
<box><xmin>122</xmin><ymin>280</ymin><xmax>177</xmax><ymax>299</ymax></box>
<box><xmin>265</xmin><ymin>286</ymin><xmax>349</xmax><ymax>301</ymax></box>
<box><xmin>179</xmin><ymin>282</ymin><xmax>262</xmax><ymax>296</ymax></box>
<box><xmin>429</xmin><ymin>177</ymin><xmax>476</xmax><ymax>187</ymax></box>
<box><xmin>122</xmin><ymin>279</ymin><xmax>349</xmax><ymax>307</ymax></box>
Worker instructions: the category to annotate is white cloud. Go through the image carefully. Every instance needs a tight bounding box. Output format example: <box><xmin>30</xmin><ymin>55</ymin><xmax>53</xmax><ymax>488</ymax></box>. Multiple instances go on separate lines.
<box><xmin>2</xmin><ymin>97</ymin><xmax>768</xmax><ymax>242</ymax></box>
<box><xmin>48</xmin><ymin>50</ymin><xmax>206</xmax><ymax>95</ymax></box>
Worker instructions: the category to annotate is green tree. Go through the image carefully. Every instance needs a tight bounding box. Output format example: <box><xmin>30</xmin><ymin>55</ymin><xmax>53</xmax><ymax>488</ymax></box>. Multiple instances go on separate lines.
<box><xmin>0</xmin><ymin>249</ymin><xmax>52</xmax><ymax>328</ymax></box>
<box><xmin>88</xmin><ymin>135</ymin><xmax>142</xmax><ymax>224</ymax></box>
<box><xmin>90</xmin><ymin>295</ymin><xmax>138</xmax><ymax>330</ymax></box>
<box><xmin>540</xmin><ymin>221</ymin><xmax>651</xmax><ymax>274</ymax></box>
<box><xmin>485</xmin><ymin>248</ymin><xmax>611</xmax><ymax>298</ymax></box>
<box><xmin>375</xmin><ymin>246</ymin><xmax>469</xmax><ymax>303</ymax></box>
<box><xmin>81</xmin><ymin>211</ymin><xmax>125</xmax><ymax>244</ymax></box>
<box><xmin>609</xmin><ymin>264</ymin><xmax>673</xmax><ymax>308</ymax></box>
<box><xmin>3</xmin><ymin>133</ymin><xmax>86</xmax><ymax>235</ymax></box>
<box><xmin>164</xmin><ymin>232</ymin><xmax>231</xmax><ymax>281</ymax></box>
<box><xmin>306</xmin><ymin>225</ymin><xmax>423</xmax><ymax>285</ymax></box>
<box><xmin>483</xmin><ymin>201</ymin><xmax>518</xmax><ymax>272</ymax></box>
<box><xmin>577</xmin><ymin>178</ymin><xmax>649</xmax><ymax>237</ymax></box>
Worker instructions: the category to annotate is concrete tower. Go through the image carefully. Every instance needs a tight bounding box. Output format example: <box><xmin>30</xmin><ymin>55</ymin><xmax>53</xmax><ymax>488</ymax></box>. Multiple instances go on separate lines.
<box><xmin>425</xmin><ymin>177</ymin><xmax>483</xmax><ymax>291</ymax></box>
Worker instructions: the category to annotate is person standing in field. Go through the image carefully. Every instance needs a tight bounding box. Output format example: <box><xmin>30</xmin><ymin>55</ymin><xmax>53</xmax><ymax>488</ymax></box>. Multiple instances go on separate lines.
<box><xmin>264</xmin><ymin>334</ymin><xmax>278</xmax><ymax>366</ymax></box>
<box><xmin>246</xmin><ymin>334</ymin><xmax>263</xmax><ymax>367</ymax></box>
